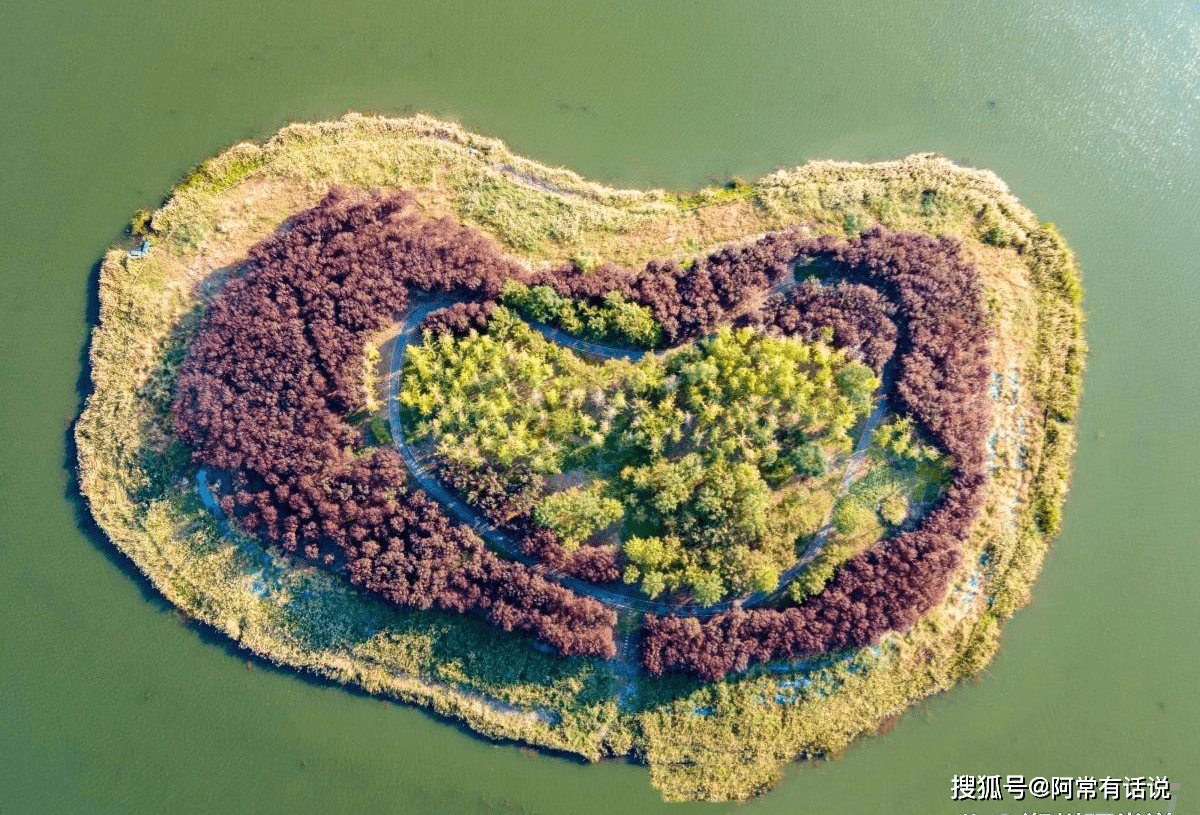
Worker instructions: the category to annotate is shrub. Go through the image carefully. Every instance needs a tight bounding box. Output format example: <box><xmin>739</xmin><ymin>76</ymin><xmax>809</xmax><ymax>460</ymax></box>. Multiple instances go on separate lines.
<box><xmin>880</xmin><ymin>494</ymin><xmax>909</xmax><ymax>526</ymax></box>
<box><xmin>832</xmin><ymin>500</ymin><xmax>870</xmax><ymax>535</ymax></box>
<box><xmin>499</xmin><ymin>280</ymin><xmax>662</xmax><ymax>348</ymax></box>
<box><xmin>789</xmin><ymin>442</ymin><xmax>827</xmax><ymax>478</ymax></box>
<box><xmin>367</xmin><ymin>415</ymin><xmax>392</xmax><ymax>446</ymax></box>
<box><xmin>532</xmin><ymin>484</ymin><xmax>624</xmax><ymax>548</ymax></box>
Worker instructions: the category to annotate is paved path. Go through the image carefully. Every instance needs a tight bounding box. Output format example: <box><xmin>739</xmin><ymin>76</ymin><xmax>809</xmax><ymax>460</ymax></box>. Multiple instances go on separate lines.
<box><xmin>520</xmin><ymin>321</ymin><xmax>650</xmax><ymax>362</ymax></box>
<box><xmin>386</xmin><ymin>291</ymin><xmax>887</xmax><ymax>617</ymax></box>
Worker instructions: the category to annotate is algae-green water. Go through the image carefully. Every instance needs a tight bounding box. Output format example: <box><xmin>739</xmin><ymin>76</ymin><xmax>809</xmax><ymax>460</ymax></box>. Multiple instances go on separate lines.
<box><xmin>1</xmin><ymin>1</ymin><xmax>1197</xmax><ymax>812</ymax></box>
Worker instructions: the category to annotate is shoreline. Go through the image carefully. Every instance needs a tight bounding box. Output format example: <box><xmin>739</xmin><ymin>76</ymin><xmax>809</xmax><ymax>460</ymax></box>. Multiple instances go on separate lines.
<box><xmin>74</xmin><ymin>112</ymin><xmax>1084</xmax><ymax>801</ymax></box>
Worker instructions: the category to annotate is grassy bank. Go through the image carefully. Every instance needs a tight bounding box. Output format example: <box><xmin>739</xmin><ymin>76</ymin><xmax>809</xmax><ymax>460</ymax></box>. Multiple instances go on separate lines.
<box><xmin>75</xmin><ymin>112</ymin><xmax>1084</xmax><ymax>801</ymax></box>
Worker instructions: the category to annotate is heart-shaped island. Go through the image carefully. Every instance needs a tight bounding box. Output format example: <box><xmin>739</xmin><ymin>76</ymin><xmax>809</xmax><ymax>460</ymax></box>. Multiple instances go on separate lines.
<box><xmin>76</xmin><ymin>114</ymin><xmax>1084</xmax><ymax>801</ymax></box>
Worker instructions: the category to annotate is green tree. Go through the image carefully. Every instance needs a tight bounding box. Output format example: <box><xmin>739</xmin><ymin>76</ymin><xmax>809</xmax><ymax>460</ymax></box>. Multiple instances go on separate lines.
<box><xmin>533</xmin><ymin>484</ymin><xmax>624</xmax><ymax>548</ymax></box>
<box><xmin>788</xmin><ymin>441</ymin><xmax>827</xmax><ymax>478</ymax></box>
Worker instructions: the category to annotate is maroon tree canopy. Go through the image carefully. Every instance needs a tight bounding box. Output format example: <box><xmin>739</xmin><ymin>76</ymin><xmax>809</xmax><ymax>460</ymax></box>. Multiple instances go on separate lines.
<box><xmin>173</xmin><ymin>187</ymin><xmax>991</xmax><ymax>677</ymax></box>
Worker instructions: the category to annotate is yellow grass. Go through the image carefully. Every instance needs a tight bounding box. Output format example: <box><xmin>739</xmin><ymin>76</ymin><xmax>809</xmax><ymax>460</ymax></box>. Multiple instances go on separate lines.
<box><xmin>75</xmin><ymin>112</ymin><xmax>1084</xmax><ymax>801</ymax></box>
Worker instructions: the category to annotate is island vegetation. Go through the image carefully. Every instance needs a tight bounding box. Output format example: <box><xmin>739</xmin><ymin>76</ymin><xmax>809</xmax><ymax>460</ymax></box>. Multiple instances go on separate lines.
<box><xmin>75</xmin><ymin>113</ymin><xmax>1084</xmax><ymax>802</ymax></box>
<box><xmin>401</xmin><ymin>312</ymin><xmax>880</xmax><ymax>603</ymax></box>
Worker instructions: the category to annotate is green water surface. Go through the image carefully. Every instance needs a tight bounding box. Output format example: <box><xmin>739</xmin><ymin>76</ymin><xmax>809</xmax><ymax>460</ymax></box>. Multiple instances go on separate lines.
<box><xmin>1</xmin><ymin>1</ymin><xmax>1197</xmax><ymax>812</ymax></box>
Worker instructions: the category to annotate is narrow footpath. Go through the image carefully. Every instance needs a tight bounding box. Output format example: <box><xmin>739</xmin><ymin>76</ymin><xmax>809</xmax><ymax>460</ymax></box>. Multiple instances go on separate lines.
<box><xmin>384</xmin><ymin>291</ymin><xmax>889</xmax><ymax>617</ymax></box>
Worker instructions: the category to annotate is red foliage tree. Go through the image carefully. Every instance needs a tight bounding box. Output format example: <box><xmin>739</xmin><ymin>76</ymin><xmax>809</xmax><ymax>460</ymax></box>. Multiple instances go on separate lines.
<box><xmin>640</xmin><ymin>228</ymin><xmax>994</xmax><ymax>680</ymax></box>
<box><xmin>174</xmin><ymin>188</ymin><xmax>615</xmax><ymax>658</ymax></box>
<box><xmin>174</xmin><ymin>185</ymin><xmax>991</xmax><ymax>675</ymax></box>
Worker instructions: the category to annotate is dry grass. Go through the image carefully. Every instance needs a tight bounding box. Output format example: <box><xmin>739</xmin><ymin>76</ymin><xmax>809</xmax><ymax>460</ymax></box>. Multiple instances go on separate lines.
<box><xmin>75</xmin><ymin>112</ymin><xmax>1084</xmax><ymax>802</ymax></box>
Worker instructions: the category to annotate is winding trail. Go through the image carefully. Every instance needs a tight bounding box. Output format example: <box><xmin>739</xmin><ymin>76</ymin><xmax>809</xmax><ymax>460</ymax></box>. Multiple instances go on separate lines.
<box><xmin>386</xmin><ymin>295</ymin><xmax>888</xmax><ymax>617</ymax></box>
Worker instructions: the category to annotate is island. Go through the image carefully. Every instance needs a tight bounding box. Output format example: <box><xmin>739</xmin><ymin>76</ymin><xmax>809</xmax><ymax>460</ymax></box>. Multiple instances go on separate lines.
<box><xmin>76</xmin><ymin>113</ymin><xmax>1084</xmax><ymax>802</ymax></box>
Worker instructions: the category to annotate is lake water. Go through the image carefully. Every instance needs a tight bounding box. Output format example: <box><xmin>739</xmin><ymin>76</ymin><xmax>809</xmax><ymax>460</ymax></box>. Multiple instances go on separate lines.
<box><xmin>1</xmin><ymin>1</ymin><xmax>1197</xmax><ymax>812</ymax></box>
